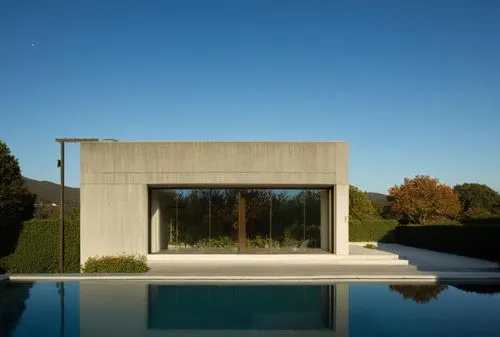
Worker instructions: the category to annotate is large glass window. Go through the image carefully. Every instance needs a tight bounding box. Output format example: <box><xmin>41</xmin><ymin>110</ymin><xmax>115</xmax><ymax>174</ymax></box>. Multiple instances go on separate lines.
<box><xmin>150</xmin><ymin>188</ymin><xmax>330</xmax><ymax>254</ymax></box>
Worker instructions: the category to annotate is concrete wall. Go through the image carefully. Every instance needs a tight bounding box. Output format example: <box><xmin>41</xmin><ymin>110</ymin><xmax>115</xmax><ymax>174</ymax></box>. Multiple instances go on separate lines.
<box><xmin>320</xmin><ymin>190</ymin><xmax>329</xmax><ymax>250</ymax></box>
<box><xmin>80</xmin><ymin>183</ymin><xmax>148</xmax><ymax>261</ymax></box>
<box><xmin>80</xmin><ymin>141</ymin><xmax>348</xmax><ymax>262</ymax></box>
<box><xmin>333</xmin><ymin>185</ymin><xmax>349</xmax><ymax>255</ymax></box>
<box><xmin>150</xmin><ymin>190</ymin><xmax>168</xmax><ymax>253</ymax></box>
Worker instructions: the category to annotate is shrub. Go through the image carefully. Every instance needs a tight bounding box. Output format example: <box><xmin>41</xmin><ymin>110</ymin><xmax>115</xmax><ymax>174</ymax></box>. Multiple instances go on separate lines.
<box><xmin>349</xmin><ymin>219</ymin><xmax>398</xmax><ymax>242</ymax></box>
<box><xmin>394</xmin><ymin>225</ymin><xmax>500</xmax><ymax>262</ymax></box>
<box><xmin>364</xmin><ymin>243</ymin><xmax>377</xmax><ymax>249</ymax></box>
<box><xmin>246</xmin><ymin>236</ymin><xmax>280</xmax><ymax>249</ymax></box>
<box><xmin>280</xmin><ymin>236</ymin><xmax>302</xmax><ymax>248</ymax></box>
<box><xmin>0</xmin><ymin>217</ymin><xmax>79</xmax><ymax>273</ymax></box>
<box><xmin>193</xmin><ymin>236</ymin><xmax>237</xmax><ymax>249</ymax></box>
<box><xmin>82</xmin><ymin>255</ymin><xmax>149</xmax><ymax>273</ymax></box>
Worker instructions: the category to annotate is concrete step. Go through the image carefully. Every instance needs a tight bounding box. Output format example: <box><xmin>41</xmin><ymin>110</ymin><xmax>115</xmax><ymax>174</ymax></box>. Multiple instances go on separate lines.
<box><xmin>147</xmin><ymin>253</ymin><xmax>401</xmax><ymax>261</ymax></box>
<box><xmin>147</xmin><ymin>254</ymin><xmax>409</xmax><ymax>266</ymax></box>
<box><xmin>147</xmin><ymin>260</ymin><xmax>410</xmax><ymax>266</ymax></box>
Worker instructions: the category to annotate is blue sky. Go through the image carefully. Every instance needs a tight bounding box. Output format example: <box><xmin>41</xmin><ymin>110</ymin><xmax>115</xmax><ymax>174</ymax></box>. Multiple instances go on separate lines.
<box><xmin>1</xmin><ymin>0</ymin><xmax>499</xmax><ymax>193</ymax></box>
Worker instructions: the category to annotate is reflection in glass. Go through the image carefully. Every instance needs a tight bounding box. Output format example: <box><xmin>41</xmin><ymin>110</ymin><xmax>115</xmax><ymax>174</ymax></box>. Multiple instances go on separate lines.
<box><xmin>150</xmin><ymin>188</ymin><xmax>330</xmax><ymax>254</ymax></box>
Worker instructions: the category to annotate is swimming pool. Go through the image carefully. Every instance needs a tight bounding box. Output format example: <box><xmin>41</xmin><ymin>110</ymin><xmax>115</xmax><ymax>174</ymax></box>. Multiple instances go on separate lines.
<box><xmin>1</xmin><ymin>281</ymin><xmax>500</xmax><ymax>336</ymax></box>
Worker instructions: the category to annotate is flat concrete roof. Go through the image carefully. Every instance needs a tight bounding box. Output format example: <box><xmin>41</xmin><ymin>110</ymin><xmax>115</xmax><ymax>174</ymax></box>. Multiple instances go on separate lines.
<box><xmin>93</xmin><ymin>140</ymin><xmax>348</xmax><ymax>144</ymax></box>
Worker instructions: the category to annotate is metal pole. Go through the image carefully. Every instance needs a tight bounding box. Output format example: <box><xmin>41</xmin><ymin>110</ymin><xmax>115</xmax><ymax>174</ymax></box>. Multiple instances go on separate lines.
<box><xmin>60</xmin><ymin>141</ymin><xmax>65</xmax><ymax>273</ymax></box>
<box><xmin>55</xmin><ymin>137</ymin><xmax>99</xmax><ymax>273</ymax></box>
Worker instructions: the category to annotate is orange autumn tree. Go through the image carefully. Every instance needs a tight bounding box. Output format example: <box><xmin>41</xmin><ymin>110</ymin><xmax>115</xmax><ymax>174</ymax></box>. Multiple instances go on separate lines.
<box><xmin>388</xmin><ymin>175</ymin><xmax>461</xmax><ymax>224</ymax></box>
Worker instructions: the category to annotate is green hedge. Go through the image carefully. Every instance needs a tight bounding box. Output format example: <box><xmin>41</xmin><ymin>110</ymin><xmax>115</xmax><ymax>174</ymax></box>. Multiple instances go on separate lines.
<box><xmin>349</xmin><ymin>219</ymin><xmax>398</xmax><ymax>242</ymax></box>
<box><xmin>82</xmin><ymin>255</ymin><xmax>149</xmax><ymax>273</ymax></box>
<box><xmin>394</xmin><ymin>225</ymin><xmax>500</xmax><ymax>262</ymax></box>
<box><xmin>461</xmin><ymin>215</ymin><xmax>500</xmax><ymax>226</ymax></box>
<box><xmin>0</xmin><ymin>218</ymin><xmax>80</xmax><ymax>273</ymax></box>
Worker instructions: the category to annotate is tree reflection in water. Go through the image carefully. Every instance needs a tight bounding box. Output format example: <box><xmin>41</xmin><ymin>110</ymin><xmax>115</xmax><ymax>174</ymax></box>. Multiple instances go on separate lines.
<box><xmin>389</xmin><ymin>284</ymin><xmax>448</xmax><ymax>304</ymax></box>
<box><xmin>452</xmin><ymin>284</ymin><xmax>500</xmax><ymax>295</ymax></box>
<box><xmin>0</xmin><ymin>281</ymin><xmax>33</xmax><ymax>336</ymax></box>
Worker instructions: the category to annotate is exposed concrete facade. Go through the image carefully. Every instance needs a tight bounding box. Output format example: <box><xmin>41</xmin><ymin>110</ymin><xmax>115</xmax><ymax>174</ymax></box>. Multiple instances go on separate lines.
<box><xmin>80</xmin><ymin>141</ymin><xmax>348</xmax><ymax>263</ymax></box>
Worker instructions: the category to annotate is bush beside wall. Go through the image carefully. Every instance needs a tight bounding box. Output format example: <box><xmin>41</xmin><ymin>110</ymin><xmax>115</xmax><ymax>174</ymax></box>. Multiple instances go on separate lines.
<box><xmin>349</xmin><ymin>219</ymin><xmax>398</xmax><ymax>242</ymax></box>
<box><xmin>82</xmin><ymin>255</ymin><xmax>149</xmax><ymax>273</ymax></box>
<box><xmin>0</xmin><ymin>218</ymin><xmax>80</xmax><ymax>273</ymax></box>
<box><xmin>394</xmin><ymin>225</ymin><xmax>500</xmax><ymax>262</ymax></box>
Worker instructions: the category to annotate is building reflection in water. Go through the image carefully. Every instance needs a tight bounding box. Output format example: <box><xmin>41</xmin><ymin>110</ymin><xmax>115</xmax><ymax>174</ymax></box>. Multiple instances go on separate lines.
<box><xmin>80</xmin><ymin>282</ymin><xmax>349</xmax><ymax>337</ymax></box>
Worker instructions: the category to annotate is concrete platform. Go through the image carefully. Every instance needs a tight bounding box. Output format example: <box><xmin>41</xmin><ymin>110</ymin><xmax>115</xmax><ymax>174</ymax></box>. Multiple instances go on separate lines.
<box><xmin>142</xmin><ymin>244</ymin><xmax>500</xmax><ymax>282</ymax></box>
<box><xmin>146</xmin><ymin>244</ymin><xmax>409</xmax><ymax>266</ymax></box>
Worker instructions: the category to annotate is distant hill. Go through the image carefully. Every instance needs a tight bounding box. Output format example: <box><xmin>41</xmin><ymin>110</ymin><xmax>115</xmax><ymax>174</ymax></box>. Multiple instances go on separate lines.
<box><xmin>22</xmin><ymin>177</ymin><xmax>387</xmax><ymax>209</ymax></box>
<box><xmin>367</xmin><ymin>192</ymin><xmax>389</xmax><ymax>206</ymax></box>
<box><xmin>23</xmin><ymin>177</ymin><xmax>80</xmax><ymax>205</ymax></box>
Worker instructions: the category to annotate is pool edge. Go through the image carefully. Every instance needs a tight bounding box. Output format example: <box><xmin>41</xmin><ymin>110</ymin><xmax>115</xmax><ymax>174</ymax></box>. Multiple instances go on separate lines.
<box><xmin>7</xmin><ymin>272</ymin><xmax>500</xmax><ymax>284</ymax></box>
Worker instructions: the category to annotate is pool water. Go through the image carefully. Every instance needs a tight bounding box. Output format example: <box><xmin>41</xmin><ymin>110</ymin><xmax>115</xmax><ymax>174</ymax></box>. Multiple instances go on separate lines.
<box><xmin>1</xmin><ymin>281</ymin><xmax>500</xmax><ymax>337</ymax></box>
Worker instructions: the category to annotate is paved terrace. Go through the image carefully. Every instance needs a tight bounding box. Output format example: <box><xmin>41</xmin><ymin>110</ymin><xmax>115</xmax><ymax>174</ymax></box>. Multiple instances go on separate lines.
<box><xmin>6</xmin><ymin>244</ymin><xmax>500</xmax><ymax>283</ymax></box>
<box><xmin>377</xmin><ymin>243</ymin><xmax>499</xmax><ymax>271</ymax></box>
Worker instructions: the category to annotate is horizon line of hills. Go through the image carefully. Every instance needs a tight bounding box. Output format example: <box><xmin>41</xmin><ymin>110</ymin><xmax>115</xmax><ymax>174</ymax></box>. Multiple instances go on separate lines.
<box><xmin>23</xmin><ymin>176</ymin><xmax>388</xmax><ymax>206</ymax></box>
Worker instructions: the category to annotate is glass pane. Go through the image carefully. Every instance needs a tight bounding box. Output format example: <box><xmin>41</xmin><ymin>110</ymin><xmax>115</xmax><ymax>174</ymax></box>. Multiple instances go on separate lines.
<box><xmin>177</xmin><ymin>189</ymin><xmax>210</xmax><ymax>251</ymax></box>
<box><xmin>202</xmin><ymin>189</ymin><xmax>238</xmax><ymax>253</ymax></box>
<box><xmin>244</xmin><ymin>189</ymin><xmax>272</xmax><ymax>253</ymax></box>
<box><xmin>270</xmin><ymin>189</ymin><xmax>325</xmax><ymax>253</ymax></box>
<box><xmin>305</xmin><ymin>190</ymin><xmax>321</xmax><ymax>249</ymax></box>
<box><xmin>271</xmin><ymin>189</ymin><xmax>301</xmax><ymax>252</ymax></box>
